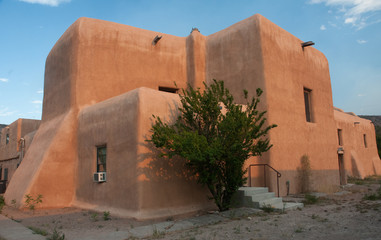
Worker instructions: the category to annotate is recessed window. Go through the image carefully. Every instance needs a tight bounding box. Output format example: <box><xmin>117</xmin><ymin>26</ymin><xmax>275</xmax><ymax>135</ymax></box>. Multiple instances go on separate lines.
<box><xmin>96</xmin><ymin>146</ymin><xmax>107</xmax><ymax>172</ymax></box>
<box><xmin>6</xmin><ymin>134</ymin><xmax>9</xmax><ymax>144</ymax></box>
<box><xmin>363</xmin><ymin>134</ymin><xmax>367</xmax><ymax>148</ymax></box>
<box><xmin>3</xmin><ymin>168</ymin><xmax>8</xmax><ymax>181</ymax></box>
<box><xmin>304</xmin><ymin>88</ymin><xmax>313</xmax><ymax>122</ymax></box>
<box><xmin>338</xmin><ymin>129</ymin><xmax>343</xmax><ymax>146</ymax></box>
<box><xmin>159</xmin><ymin>86</ymin><xmax>178</xmax><ymax>94</ymax></box>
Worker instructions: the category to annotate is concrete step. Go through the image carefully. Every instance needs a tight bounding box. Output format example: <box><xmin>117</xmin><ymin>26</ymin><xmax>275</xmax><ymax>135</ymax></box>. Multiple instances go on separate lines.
<box><xmin>250</xmin><ymin>192</ymin><xmax>275</xmax><ymax>202</ymax></box>
<box><xmin>257</xmin><ymin>197</ymin><xmax>283</xmax><ymax>208</ymax></box>
<box><xmin>238</xmin><ymin>187</ymin><xmax>269</xmax><ymax>196</ymax></box>
<box><xmin>233</xmin><ymin>187</ymin><xmax>303</xmax><ymax>211</ymax></box>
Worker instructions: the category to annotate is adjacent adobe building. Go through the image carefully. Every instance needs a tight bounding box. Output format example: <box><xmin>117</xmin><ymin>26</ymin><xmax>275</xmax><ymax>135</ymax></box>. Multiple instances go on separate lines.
<box><xmin>4</xmin><ymin>14</ymin><xmax>380</xmax><ymax>219</ymax></box>
<box><xmin>0</xmin><ymin>119</ymin><xmax>40</xmax><ymax>193</ymax></box>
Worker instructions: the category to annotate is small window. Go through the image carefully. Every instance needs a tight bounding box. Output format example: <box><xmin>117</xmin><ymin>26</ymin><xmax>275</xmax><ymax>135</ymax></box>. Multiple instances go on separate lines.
<box><xmin>6</xmin><ymin>134</ymin><xmax>9</xmax><ymax>144</ymax></box>
<box><xmin>0</xmin><ymin>167</ymin><xmax>2</xmax><ymax>180</ymax></box>
<box><xmin>338</xmin><ymin>129</ymin><xmax>343</xmax><ymax>146</ymax></box>
<box><xmin>3</xmin><ymin>168</ymin><xmax>8</xmax><ymax>181</ymax></box>
<box><xmin>304</xmin><ymin>88</ymin><xmax>313</xmax><ymax>122</ymax></box>
<box><xmin>159</xmin><ymin>86</ymin><xmax>178</xmax><ymax>94</ymax></box>
<box><xmin>363</xmin><ymin>134</ymin><xmax>367</xmax><ymax>148</ymax></box>
<box><xmin>96</xmin><ymin>146</ymin><xmax>107</xmax><ymax>172</ymax></box>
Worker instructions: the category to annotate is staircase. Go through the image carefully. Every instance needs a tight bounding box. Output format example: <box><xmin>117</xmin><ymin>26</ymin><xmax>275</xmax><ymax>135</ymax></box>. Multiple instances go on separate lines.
<box><xmin>233</xmin><ymin>187</ymin><xmax>303</xmax><ymax>211</ymax></box>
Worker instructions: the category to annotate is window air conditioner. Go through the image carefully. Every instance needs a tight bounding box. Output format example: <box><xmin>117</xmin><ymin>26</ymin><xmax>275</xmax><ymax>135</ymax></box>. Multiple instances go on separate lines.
<box><xmin>94</xmin><ymin>172</ymin><xmax>107</xmax><ymax>182</ymax></box>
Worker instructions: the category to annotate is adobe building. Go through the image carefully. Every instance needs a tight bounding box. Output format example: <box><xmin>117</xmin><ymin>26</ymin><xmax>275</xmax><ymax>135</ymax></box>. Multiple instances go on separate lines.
<box><xmin>4</xmin><ymin>14</ymin><xmax>380</xmax><ymax>219</ymax></box>
<box><xmin>0</xmin><ymin>119</ymin><xmax>40</xmax><ymax>193</ymax></box>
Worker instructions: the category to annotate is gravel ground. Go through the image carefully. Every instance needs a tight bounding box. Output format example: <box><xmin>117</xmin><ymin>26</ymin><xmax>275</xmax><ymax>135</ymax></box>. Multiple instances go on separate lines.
<box><xmin>2</xmin><ymin>181</ymin><xmax>381</xmax><ymax>240</ymax></box>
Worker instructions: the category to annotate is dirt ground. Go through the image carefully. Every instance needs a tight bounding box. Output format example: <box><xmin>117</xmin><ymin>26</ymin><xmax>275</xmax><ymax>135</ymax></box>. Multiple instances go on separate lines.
<box><xmin>2</xmin><ymin>179</ymin><xmax>381</xmax><ymax>240</ymax></box>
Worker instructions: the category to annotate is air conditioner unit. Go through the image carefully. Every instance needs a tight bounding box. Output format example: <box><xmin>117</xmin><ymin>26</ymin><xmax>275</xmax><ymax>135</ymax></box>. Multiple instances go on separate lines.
<box><xmin>93</xmin><ymin>172</ymin><xmax>107</xmax><ymax>182</ymax></box>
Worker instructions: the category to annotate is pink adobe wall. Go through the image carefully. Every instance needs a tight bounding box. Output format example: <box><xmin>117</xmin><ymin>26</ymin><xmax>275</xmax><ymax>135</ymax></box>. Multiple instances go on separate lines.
<box><xmin>258</xmin><ymin>15</ymin><xmax>340</xmax><ymax>194</ymax></box>
<box><xmin>74</xmin><ymin>88</ymin><xmax>214</xmax><ymax>219</ymax></box>
<box><xmin>0</xmin><ymin>119</ymin><xmax>40</xmax><ymax>182</ymax></box>
<box><xmin>334</xmin><ymin>109</ymin><xmax>381</xmax><ymax>178</ymax></box>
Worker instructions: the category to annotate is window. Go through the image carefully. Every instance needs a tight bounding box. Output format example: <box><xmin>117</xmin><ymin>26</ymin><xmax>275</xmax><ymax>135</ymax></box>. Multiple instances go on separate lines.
<box><xmin>96</xmin><ymin>146</ymin><xmax>107</xmax><ymax>172</ymax></box>
<box><xmin>363</xmin><ymin>134</ymin><xmax>367</xmax><ymax>148</ymax></box>
<box><xmin>338</xmin><ymin>129</ymin><xmax>343</xmax><ymax>146</ymax></box>
<box><xmin>3</xmin><ymin>168</ymin><xmax>8</xmax><ymax>181</ymax></box>
<box><xmin>6</xmin><ymin>134</ymin><xmax>9</xmax><ymax>144</ymax></box>
<box><xmin>159</xmin><ymin>86</ymin><xmax>178</xmax><ymax>94</ymax></box>
<box><xmin>304</xmin><ymin>88</ymin><xmax>313</xmax><ymax>122</ymax></box>
<box><xmin>0</xmin><ymin>167</ymin><xmax>2</xmax><ymax>180</ymax></box>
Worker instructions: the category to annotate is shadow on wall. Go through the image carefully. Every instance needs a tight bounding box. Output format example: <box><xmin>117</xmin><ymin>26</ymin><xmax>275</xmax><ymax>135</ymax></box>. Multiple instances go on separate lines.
<box><xmin>137</xmin><ymin>140</ymin><xmax>197</xmax><ymax>182</ymax></box>
<box><xmin>297</xmin><ymin>155</ymin><xmax>312</xmax><ymax>193</ymax></box>
<box><xmin>351</xmin><ymin>154</ymin><xmax>361</xmax><ymax>178</ymax></box>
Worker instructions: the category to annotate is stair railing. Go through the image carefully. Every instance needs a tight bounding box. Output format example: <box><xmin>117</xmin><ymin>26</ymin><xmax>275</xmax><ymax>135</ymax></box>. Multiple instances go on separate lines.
<box><xmin>248</xmin><ymin>164</ymin><xmax>281</xmax><ymax>197</ymax></box>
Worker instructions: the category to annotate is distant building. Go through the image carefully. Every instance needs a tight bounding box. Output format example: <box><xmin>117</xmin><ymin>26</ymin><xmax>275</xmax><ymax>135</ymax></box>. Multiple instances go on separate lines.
<box><xmin>4</xmin><ymin>14</ymin><xmax>380</xmax><ymax>219</ymax></box>
<box><xmin>0</xmin><ymin>119</ymin><xmax>40</xmax><ymax>193</ymax></box>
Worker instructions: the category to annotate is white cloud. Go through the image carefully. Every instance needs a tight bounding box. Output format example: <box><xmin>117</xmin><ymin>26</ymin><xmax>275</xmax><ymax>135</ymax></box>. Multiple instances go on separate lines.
<box><xmin>0</xmin><ymin>78</ymin><xmax>9</xmax><ymax>82</ymax></box>
<box><xmin>357</xmin><ymin>39</ymin><xmax>367</xmax><ymax>44</ymax></box>
<box><xmin>31</xmin><ymin>100</ymin><xmax>43</xmax><ymax>104</ymax></box>
<box><xmin>18</xmin><ymin>0</ymin><xmax>71</xmax><ymax>7</ymax></box>
<box><xmin>36</xmin><ymin>89</ymin><xmax>43</xmax><ymax>94</ymax></box>
<box><xmin>320</xmin><ymin>24</ymin><xmax>327</xmax><ymax>30</ymax></box>
<box><xmin>309</xmin><ymin>0</ymin><xmax>381</xmax><ymax>29</ymax></box>
<box><xmin>357</xmin><ymin>93</ymin><xmax>366</xmax><ymax>97</ymax></box>
<box><xmin>0</xmin><ymin>107</ymin><xmax>16</xmax><ymax>117</ymax></box>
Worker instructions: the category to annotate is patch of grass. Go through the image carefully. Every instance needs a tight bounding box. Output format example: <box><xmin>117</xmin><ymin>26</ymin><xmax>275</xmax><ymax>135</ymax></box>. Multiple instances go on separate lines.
<box><xmin>103</xmin><ymin>211</ymin><xmax>111</xmax><ymax>221</ymax></box>
<box><xmin>363</xmin><ymin>186</ymin><xmax>381</xmax><ymax>201</ymax></box>
<box><xmin>233</xmin><ymin>225</ymin><xmax>241</xmax><ymax>234</ymax></box>
<box><xmin>348</xmin><ymin>175</ymin><xmax>381</xmax><ymax>185</ymax></box>
<box><xmin>303</xmin><ymin>194</ymin><xmax>318</xmax><ymax>205</ymax></box>
<box><xmin>152</xmin><ymin>226</ymin><xmax>165</xmax><ymax>239</ymax></box>
<box><xmin>260</xmin><ymin>204</ymin><xmax>275</xmax><ymax>213</ymax></box>
<box><xmin>294</xmin><ymin>226</ymin><xmax>304</xmax><ymax>233</ymax></box>
<box><xmin>0</xmin><ymin>196</ymin><xmax>5</xmax><ymax>213</ymax></box>
<box><xmin>27</xmin><ymin>226</ymin><xmax>48</xmax><ymax>236</ymax></box>
<box><xmin>90</xmin><ymin>212</ymin><xmax>98</xmax><ymax>222</ymax></box>
<box><xmin>47</xmin><ymin>227</ymin><xmax>65</xmax><ymax>240</ymax></box>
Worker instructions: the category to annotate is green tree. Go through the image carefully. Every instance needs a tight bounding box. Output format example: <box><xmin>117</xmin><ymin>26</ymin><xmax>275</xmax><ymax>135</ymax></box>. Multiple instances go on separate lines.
<box><xmin>148</xmin><ymin>80</ymin><xmax>276</xmax><ymax>211</ymax></box>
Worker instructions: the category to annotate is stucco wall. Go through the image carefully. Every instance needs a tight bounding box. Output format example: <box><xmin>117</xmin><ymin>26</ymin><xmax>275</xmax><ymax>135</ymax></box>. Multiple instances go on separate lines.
<box><xmin>258</xmin><ymin>15</ymin><xmax>339</xmax><ymax>194</ymax></box>
<box><xmin>334</xmin><ymin>109</ymin><xmax>381</xmax><ymax>178</ymax></box>
<box><xmin>0</xmin><ymin>119</ymin><xmax>40</xmax><ymax>183</ymax></box>
<box><xmin>74</xmin><ymin>88</ymin><xmax>213</xmax><ymax>220</ymax></box>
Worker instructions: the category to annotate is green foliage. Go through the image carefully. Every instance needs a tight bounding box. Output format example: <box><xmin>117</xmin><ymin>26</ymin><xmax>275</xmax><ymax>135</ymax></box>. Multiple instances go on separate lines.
<box><xmin>303</xmin><ymin>194</ymin><xmax>319</xmax><ymax>205</ymax></box>
<box><xmin>24</xmin><ymin>194</ymin><xmax>43</xmax><ymax>211</ymax></box>
<box><xmin>260</xmin><ymin>204</ymin><xmax>275</xmax><ymax>213</ymax></box>
<box><xmin>28</xmin><ymin>226</ymin><xmax>48</xmax><ymax>236</ymax></box>
<box><xmin>363</xmin><ymin>186</ymin><xmax>381</xmax><ymax>201</ymax></box>
<box><xmin>103</xmin><ymin>211</ymin><xmax>111</xmax><ymax>221</ymax></box>
<box><xmin>148</xmin><ymin>80</ymin><xmax>276</xmax><ymax>211</ymax></box>
<box><xmin>47</xmin><ymin>228</ymin><xmax>65</xmax><ymax>240</ymax></box>
<box><xmin>0</xmin><ymin>196</ymin><xmax>5</xmax><ymax>213</ymax></box>
<box><xmin>90</xmin><ymin>212</ymin><xmax>99</xmax><ymax>222</ymax></box>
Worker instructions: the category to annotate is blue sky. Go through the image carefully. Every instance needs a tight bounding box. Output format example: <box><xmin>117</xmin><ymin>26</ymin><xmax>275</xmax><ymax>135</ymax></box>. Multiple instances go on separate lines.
<box><xmin>0</xmin><ymin>0</ymin><xmax>380</xmax><ymax>124</ymax></box>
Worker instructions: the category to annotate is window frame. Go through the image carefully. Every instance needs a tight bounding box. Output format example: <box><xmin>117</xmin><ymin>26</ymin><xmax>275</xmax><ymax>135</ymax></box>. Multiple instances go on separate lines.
<box><xmin>363</xmin><ymin>134</ymin><xmax>368</xmax><ymax>148</ymax></box>
<box><xmin>96</xmin><ymin>145</ymin><xmax>107</xmax><ymax>173</ymax></box>
<box><xmin>338</xmin><ymin>129</ymin><xmax>343</xmax><ymax>146</ymax></box>
<box><xmin>303</xmin><ymin>88</ymin><xmax>313</xmax><ymax>122</ymax></box>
